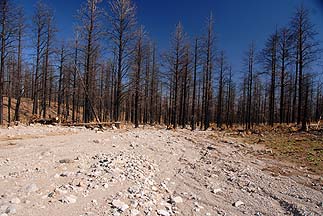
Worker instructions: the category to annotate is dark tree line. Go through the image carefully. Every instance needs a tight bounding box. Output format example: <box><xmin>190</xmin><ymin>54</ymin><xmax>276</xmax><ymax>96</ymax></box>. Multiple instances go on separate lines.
<box><xmin>0</xmin><ymin>0</ymin><xmax>322</xmax><ymax>131</ymax></box>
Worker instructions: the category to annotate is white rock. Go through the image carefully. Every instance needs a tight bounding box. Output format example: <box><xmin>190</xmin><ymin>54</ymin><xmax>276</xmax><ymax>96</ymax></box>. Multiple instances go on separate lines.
<box><xmin>25</xmin><ymin>183</ymin><xmax>38</xmax><ymax>193</ymax></box>
<box><xmin>0</xmin><ymin>205</ymin><xmax>8</xmax><ymax>211</ymax></box>
<box><xmin>5</xmin><ymin>206</ymin><xmax>16</xmax><ymax>214</ymax></box>
<box><xmin>130</xmin><ymin>200</ymin><xmax>138</xmax><ymax>208</ymax></box>
<box><xmin>212</xmin><ymin>188</ymin><xmax>222</xmax><ymax>194</ymax></box>
<box><xmin>128</xmin><ymin>186</ymin><xmax>139</xmax><ymax>194</ymax></box>
<box><xmin>60</xmin><ymin>195</ymin><xmax>77</xmax><ymax>204</ymax></box>
<box><xmin>157</xmin><ymin>209</ymin><xmax>170</xmax><ymax>216</ymax></box>
<box><xmin>0</xmin><ymin>213</ymin><xmax>8</xmax><ymax>216</ymax></box>
<box><xmin>171</xmin><ymin>196</ymin><xmax>183</xmax><ymax>204</ymax></box>
<box><xmin>130</xmin><ymin>209</ymin><xmax>140</xmax><ymax>216</ymax></box>
<box><xmin>233</xmin><ymin>200</ymin><xmax>244</xmax><ymax>207</ymax></box>
<box><xmin>112</xmin><ymin>200</ymin><xmax>129</xmax><ymax>212</ymax></box>
<box><xmin>10</xmin><ymin>198</ymin><xmax>20</xmax><ymax>204</ymax></box>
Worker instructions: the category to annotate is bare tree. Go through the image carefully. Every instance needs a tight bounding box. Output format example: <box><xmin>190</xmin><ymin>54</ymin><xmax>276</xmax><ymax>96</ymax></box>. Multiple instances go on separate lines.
<box><xmin>133</xmin><ymin>26</ymin><xmax>144</xmax><ymax>128</ymax></box>
<box><xmin>41</xmin><ymin>6</ymin><xmax>55</xmax><ymax>118</ymax></box>
<box><xmin>291</xmin><ymin>5</ymin><xmax>319</xmax><ymax>130</ymax></box>
<box><xmin>32</xmin><ymin>0</ymin><xmax>50</xmax><ymax>116</ymax></box>
<box><xmin>278</xmin><ymin>27</ymin><xmax>292</xmax><ymax>124</ymax></box>
<box><xmin>108</xmin><ymin>0</ymin><xmax>136</xmax><ymax>121</ymax></box>
<box><xmin>191</xmin><ymin>38</ymin><xmax>198</xmax><ymax>130</ymax></box>
<box><xmin>260</xmin><ymin>31</ymin><xmax>279</xmax><ymax>126</ymax></box>
<box><xmin>165</xmin><ymin>22</ymin><xmax>187</xmax><ymax>129</ymax></box>
<box><xmin>245</xmin><ymin>42</ymin><xmax>255</xmax><ymax>130</ymax></box>
<box><xmin>216</xmin><ymin>51</ymin><xmax>227</xmax><ymax>128</ymax></box>
<box><xmin>202</xmin><ymin>13</ymin><xmax>215</xmax><ymax>130</ymax></box>
<box><xmin>13</xmin><ymin>6</ymin><xmax>25</xmax><ymax>122</ymax></box>
<box><xmin>0</xmin><ymin>0</ymin><xmax>17</xmax><ymax>124</ymax></box>
<box><xmin>77</xmin><ymin>0</ymin><xmax>103</xmax><ymax>123</ymax></box>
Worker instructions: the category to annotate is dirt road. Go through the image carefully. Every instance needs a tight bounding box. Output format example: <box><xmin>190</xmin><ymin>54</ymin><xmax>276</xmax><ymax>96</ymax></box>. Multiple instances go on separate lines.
<box><xmin>0</xmin><ymin>125</ymin><xmax>322</xmax><ymax>216</ymax></box>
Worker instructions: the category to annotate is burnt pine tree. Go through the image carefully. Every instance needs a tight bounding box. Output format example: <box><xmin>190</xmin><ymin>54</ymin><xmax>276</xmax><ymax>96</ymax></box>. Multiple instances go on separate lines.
<box><xmin>260</xmin><ymin>31</ymin><xmax>279</xmax><ymax>126</ymax></box>
<box><xmin>216</xmin><ymin>51</ymin><xmax>226</xmax><ymax>128</ymax></box>
<box><xmin>245</xmin><ymin>42</ymin><xmax>255</xmax><ymax>130</ymax></box>
<box><xmin>0</xmin><ymin>0</ymin><xmax>17</xmax><ymax>125</ymax></box>
<box><xmin>108</xmin><ymin>0</ymin><xmax>136</xmax><ymax>121</ymax></box>
<box><xmin>32</xmin><ymin>0</ymin><xmax>50</xmax><ymax>116</ymax></box>
<box><xmin>77</xmin><ymin>0</ymin><xmax>102</xmax><ymax>123</ymax></box>
<box><xmin>191</xmin><ymin>38</ymin><xmax>198</xmax><ymax>130</ymax></box>
<box><xmin>278</xmin><ymin>27</ymin><xmax>293</xmax><ymax>124</ymax></box>
<box><xmin>133</xmin><ymin>26</ymin><xmax>145</xmax><ymax>128</ymax></box>
<box><xmin>202</xmin><ymin>13</ymin><xmax>215</xmax><ymax>130</ymax></box>
<box><xmin>13</xmin><ymin>6</ymin><xmax>25</xmax><ymax>122</ymax></box>
<box><xmin>291</xmin><ymin>5</ymin><xmax>319</xmax><ymax>130</ymax></box>
<box><xmin>41</xmin><ymin>7</ymin><xmax>55</xmax><ymax>118</ymax></box>
<box><xmin>166</xmin><ymin>22</ymin><xmax>186</xmax><ymax>129</ymax></box>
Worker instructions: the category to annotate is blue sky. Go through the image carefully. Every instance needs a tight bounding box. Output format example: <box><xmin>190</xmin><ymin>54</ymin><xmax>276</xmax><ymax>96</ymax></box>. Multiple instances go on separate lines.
<box><xmin>18</xmin><ymin>0</ymin><xmax>323</xmax><ymax>75</ymax></box>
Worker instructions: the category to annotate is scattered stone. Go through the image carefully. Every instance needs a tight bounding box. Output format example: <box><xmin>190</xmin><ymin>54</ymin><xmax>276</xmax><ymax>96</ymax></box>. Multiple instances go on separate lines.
<box><xmin>157</xmin><ymin>209</ymin><xmax>170</xmax><ymax>216</ymax></box>
<box><xmin>130</xmin><ymin>209</ymin><xmax>140</xmax><ymax>216</ymax></box>
<box><xmin>91</xmin><ymin>200</ymin><xmax>98</xmax><ymax>205</ymax></box>
<box><xmin>25</xmin><ymin>183</ymin><xmax>38</xmax><ymax>193</ymax></box>
<box><xmin>93</xmin><ymin>139</ymin><xmax>100</xmax><ymax>144</ymax></box>
<box><xmin>77</xmin><ymin>181</ymin><xmax>85</xmax><ymax>187</ymax></box>
<box><xmin>112</xmin><ymin>200</ymin><xmax>129</xmax><ymax>212</ymax></box>
<box><xmin>54</xmin><ymin>188</ymin><xmax>67</xmax><ymax>195</ymax></box>
<box><xmin>128</xmin><ymin>186</ymin><xmax>140</xmax><ymax>194</ymax></box>
<box><xmin>59</xmin><ymin>159</ymin><xmax>74</xmax><ymax>164</ymax></box>
<box><xmin>10</xmin><ymin>198</ymin><xmax>20</xmax><ymax>204</ymax></box>
<box><xmin>170</xmin><ymin>196</ymin><xmax>183</xmax><ymax>204</ymax></box>
<box><xmin>60</xmin><ymin>195</ymin><xmax>77</xmax><ymax>204</ymax></box>
<box><xmin>60</xmin><ymin>171</ymin><xmax>73</xmax><ymax>177</ymax></box>
<box><xmin>233</xmin><ymin>200</ymin><xmax>244</xmax><ymax>207</ymax></box>
<box><xmin>5</xmin><ymin>206</ymin><xmax>16</xmax><ymax>214</ymax></box>
<box><xmin>130</xmin><ymin>200</ymin><xmax>138</xmax><ymax>208</ymax></box>
<box><xmin>0</xmin><ymin>205</ymin><xmax>8</xmax><ymax>212</ymax></box>
<box><xmin>207</xmin><ymin>146</ymin><xmax>216</xmax><ymax>150</ymax></box>
<box><xmin>211</xmin><ymin>188</ymin><xmax>222</xmax><ymax>194</ymax></box>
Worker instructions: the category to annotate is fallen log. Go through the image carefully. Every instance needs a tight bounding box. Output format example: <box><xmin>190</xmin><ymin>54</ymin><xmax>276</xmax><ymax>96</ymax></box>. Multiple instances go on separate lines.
<box><xmin>61</xmin><ymin>122</ymin><xmax>112</xmax><ymax>128</ymax></box>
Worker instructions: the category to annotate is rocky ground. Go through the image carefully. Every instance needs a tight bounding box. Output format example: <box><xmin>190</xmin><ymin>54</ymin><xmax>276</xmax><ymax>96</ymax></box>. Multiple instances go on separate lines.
<box><xmin>0</xmin><ymin>125</ymin><xmax>322</xmax><ymax>216</ymax></box>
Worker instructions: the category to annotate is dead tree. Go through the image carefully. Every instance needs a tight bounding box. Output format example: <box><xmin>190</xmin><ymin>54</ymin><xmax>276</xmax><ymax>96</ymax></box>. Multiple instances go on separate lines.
<box><xmin>191</xmin><ymin>38</ymin><xmax>198</xmax><ymax>130</ymax></box>
<box><xmin>216</xmin><ymin>51</ymin><xmax>226</xmax><ymax>128</ymax></box>
<box><xmin>291</xmin><ymin>5</ymin><xmax>319</xmax><ymax>130</ymax></box>
<box><xmin>278</xmin><ymin>27</ymin><xmax>292</xmax><ymax>124</ymax></box>
<box><xmin>202</xmin><ymin>13</ymin><xmax>215</xmax><ymax>130</ymax></box>
<box><xmin>77</xmin><ymin>0</ymin><xmax>102</xmax><ymax>123</ymax></box>
<box><xmin>57</xmin><ymin>44</ymin><xmax>66</xmax><ymax>119</ymax></box>
<box><xmin>165</xmin><ymin>22</ymin><xmax>186</xmax><ymax>129</ymax></box>
<box><xmin>32</xmin><ymin>1</ymin><xmax>49</xmax><ymax>116</ymax></box>
<box><xmin>245</xmin><ymin>43</ymin><xmax>255</xmax><ymax>130</ymax></box>
<box><xmin>13</xmin><ymin>6</ymin><xmax>25</xmax><ymax>122</ymax></box>
<box><xmin>133</xmin><ymin>26</ymin><xmax>144</xmax><ymax>128</ymax></box>
<box><xmin>0</xmin><ymin>0</ymin><xmax>16</xmax><ymax>124</ymax></box>
<box><xmin>108</xmin><ymin>0</ymin><xmax>136</xmax><ymax>122</ymax></box>
<box><xmin>41</xmin><ymin>7</ymin><xmax>55</xmax><ymax>118</ymax></box>
<box><xmin>260</xmin><ymin>31</ymin><xmax>279</xmax><ymax>126</ymax></box>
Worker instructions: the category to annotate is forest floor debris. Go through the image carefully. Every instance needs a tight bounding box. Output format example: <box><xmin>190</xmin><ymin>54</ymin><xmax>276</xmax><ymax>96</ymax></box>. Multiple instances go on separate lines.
<box><xmin>0</xmin><ymin>125</ymin><xmax>322</xmax><ymax>215</ymax></box>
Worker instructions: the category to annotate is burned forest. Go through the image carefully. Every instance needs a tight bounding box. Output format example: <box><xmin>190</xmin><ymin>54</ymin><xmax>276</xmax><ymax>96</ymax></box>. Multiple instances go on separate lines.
<box><xmin>0</xmin><ymin>0</ymin><xmax>323</xmax><ymax>216</ymax></box>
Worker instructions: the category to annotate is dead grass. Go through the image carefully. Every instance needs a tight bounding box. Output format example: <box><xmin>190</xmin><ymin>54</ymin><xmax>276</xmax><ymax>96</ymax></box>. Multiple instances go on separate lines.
<box><xmin>236</xmin><ymin>126</ymin><xmax>323</xmax><ymax>174</ymax></box>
